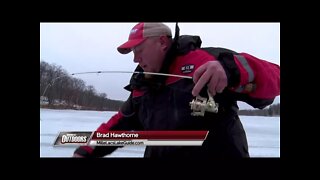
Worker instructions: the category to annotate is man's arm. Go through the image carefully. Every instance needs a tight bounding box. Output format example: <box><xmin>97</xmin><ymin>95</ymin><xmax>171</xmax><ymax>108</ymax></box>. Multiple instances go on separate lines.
<box><xmin>192</xmin><ymin>52</ymin><xmax>280</xmax><ymax>109</ymax></box>
<box><xmin>73</xmin><ymin>94</ymin><xmax>142</xmax><ymax>157</ymax></box>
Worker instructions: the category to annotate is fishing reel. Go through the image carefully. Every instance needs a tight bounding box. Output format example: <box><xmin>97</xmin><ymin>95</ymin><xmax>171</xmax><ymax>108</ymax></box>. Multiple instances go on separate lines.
<box><xmin>190</xmin><ymin>89</ymin><xmax>218</xmax><ymax>116</ymax></box>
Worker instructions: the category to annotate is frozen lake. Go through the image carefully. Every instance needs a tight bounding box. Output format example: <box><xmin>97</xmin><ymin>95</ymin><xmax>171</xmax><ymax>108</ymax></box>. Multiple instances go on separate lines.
<box><xmin>40</xmin><ymin>108</ymin><xmax>280</xmax><ymax>158</ymax></box>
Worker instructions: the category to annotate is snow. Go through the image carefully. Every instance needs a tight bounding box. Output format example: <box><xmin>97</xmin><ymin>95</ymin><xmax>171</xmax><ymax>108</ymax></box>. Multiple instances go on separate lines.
<box><xmin>40</xmin><ymin>108</ymin><xmax>280</xmax><ymax>157</ymax></box>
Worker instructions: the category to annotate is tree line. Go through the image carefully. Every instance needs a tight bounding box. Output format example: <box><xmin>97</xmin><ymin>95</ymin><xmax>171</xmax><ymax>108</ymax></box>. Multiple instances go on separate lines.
<box><xmin>239</xmin><ymin>103</ymin><xmax>280</xmax><ymax>116</ymax></box>
<box><xmin>40</xmin><ymin>60</ymin><xmax>123</xmax><ymax>111</ymax></box>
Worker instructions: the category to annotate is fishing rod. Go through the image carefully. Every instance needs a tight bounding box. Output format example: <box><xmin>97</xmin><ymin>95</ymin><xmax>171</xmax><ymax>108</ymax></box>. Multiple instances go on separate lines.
<box><xmin>40</xmin><ymin>70</ymin><xmax>218</xmax><ymax>116</ymax></box>
<box><xmin>41</xmin><ymin>71</ymin><xmax>192</xmax><ymax>98</ymax></box>
<box><xmin>70</xmin><ymin>71</ymin><xmax>193</xmax><ymax>79</ymax></box>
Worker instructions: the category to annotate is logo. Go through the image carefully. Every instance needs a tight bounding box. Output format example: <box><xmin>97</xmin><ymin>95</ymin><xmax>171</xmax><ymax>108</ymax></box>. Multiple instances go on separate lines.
<box><xmin>53</xmin><ymin>131</ymin><xmax>92</xmax><ymax>146</ymax></box>
<box><xmin>181</xmin><ymin>64</ymin><xmax>195</xmax><ymax>74</ymax></box>
<box><xmin>130</xmin><ymin>28</ymin><xmax>138</xmax><ymax>34</ymax></box>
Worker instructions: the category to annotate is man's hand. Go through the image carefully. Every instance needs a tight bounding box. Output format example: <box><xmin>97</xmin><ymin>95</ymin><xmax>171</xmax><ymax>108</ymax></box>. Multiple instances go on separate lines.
<box><xmin>192</xmin><ymin>61</ymin><xmax>228</xmax><ymax>97</ymax></box>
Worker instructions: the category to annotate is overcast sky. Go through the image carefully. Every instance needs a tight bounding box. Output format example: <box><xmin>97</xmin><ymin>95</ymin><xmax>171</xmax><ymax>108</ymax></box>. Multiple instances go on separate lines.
<box><xmin>40</xmin><ymin>22</ymin><xmax>280</xmax><ymax>109</ymax></box>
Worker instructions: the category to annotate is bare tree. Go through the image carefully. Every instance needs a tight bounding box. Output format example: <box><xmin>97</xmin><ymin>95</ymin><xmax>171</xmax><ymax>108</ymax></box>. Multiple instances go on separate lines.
<box><xmin>40</xmin><ymin>60</ymin><xmax>123</xmax><ymax>111</ymax></box>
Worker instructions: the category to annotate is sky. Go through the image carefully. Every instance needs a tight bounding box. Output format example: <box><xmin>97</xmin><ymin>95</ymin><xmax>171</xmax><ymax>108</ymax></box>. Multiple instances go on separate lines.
<box><xmin>40</xmin><ymin>108</ymin><xmax>280</xmax><ymax>157</ymax></box>
<box><xmin>40</xmin><ymin>22</ymin><xmax>280</xmax><ymax>109</ymax></box>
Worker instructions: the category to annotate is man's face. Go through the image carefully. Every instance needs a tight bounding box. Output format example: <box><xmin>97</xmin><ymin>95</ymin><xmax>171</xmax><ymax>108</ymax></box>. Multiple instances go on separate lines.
<box><xmin>131</xmin><ymin>36</ymin><xmax>167</xmax><ymax>73</ymax></box>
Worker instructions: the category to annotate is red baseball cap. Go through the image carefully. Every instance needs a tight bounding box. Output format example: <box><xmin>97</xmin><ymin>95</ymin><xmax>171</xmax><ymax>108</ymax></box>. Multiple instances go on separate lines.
<box><xmin>117</xmin><ymin>22</ymin><xmax>172</xmax><ymax>54</ymax></box>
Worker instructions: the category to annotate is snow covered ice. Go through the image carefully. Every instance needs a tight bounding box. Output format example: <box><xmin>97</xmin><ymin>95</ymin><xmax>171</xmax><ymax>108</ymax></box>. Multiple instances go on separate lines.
<box><xmin>40</xmin><ymin>108</ymin><xmax>280</xmax><ymax>157</ymax></box>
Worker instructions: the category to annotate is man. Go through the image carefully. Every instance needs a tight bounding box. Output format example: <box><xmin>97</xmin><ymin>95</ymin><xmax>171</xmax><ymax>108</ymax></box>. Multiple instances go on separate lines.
<box><xmin>73</xmin><ymin>22</ymin><xmax>280</xmax><ymax>158</ymax></box>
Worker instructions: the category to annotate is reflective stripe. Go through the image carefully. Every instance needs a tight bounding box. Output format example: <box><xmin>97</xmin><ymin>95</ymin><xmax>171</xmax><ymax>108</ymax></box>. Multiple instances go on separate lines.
<box><xmin>235</xmin><ymin>55</ymin><xmax>254</xmax><ymax>83</ymax></box>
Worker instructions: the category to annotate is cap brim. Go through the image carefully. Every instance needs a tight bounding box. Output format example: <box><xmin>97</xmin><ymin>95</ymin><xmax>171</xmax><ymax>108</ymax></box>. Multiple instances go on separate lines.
<box><xmin>117</xmin><ymin>38</ymin><xmax>146</xmax><ymax>54</ymax></box>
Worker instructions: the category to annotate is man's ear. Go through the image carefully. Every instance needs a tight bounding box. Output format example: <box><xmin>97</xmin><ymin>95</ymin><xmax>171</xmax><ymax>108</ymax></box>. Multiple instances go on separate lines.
<box><xmin>159</xmin><ymin>36</ymin><xmax>169</xmax><ymax>50</ymax></box>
